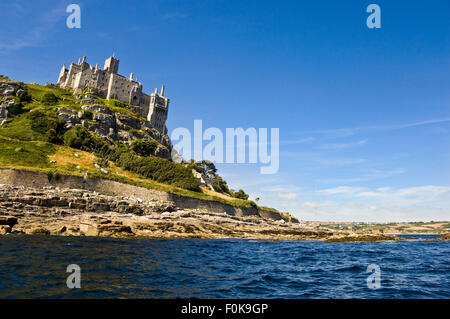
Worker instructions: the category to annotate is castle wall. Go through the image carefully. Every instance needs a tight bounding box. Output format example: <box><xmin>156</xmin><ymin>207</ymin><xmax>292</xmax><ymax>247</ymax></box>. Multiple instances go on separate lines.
<box><xmin>106</xmin><ymin>73</ymin><xmax>142</xmax><ymax>104</ymax></box>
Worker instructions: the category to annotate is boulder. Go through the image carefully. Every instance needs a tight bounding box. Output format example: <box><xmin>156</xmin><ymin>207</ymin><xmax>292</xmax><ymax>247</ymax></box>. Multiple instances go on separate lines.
<box><xmin>0</xmin><ymin>81</ymin><xmax>21</xmax><ymax>97</ymax></box>
<box><xmin>93</xmin><ymin>112</ymin><xmax>116</xmax><ymax>132</ymax></box>
<box><xmin>58</xmin><ymin>112</ymin><xmax>80</xmax><ymax>128</ymax></box>
<box><xmin>0</xmin><ymin>225</ymin><xmax>11</xmax><ymax>234</ymax></box>
<box><xmin>81</xmin><ymin>104</ymin><xmax>113</xmax><ymax>115</ymax></box>
<box><xmin>116</xmin><ymin>114</ymin><xmax>141</xmax><ymax>130</ymax></box>
<box><xmin>155</xmin><ymin>144</ymin><xmax>170</xmax><ymax>159</ymax></box>
<box><xmin>0</xmin><ymin>216</ymin><xmax>18</xmax><ymax>227</ymax></box>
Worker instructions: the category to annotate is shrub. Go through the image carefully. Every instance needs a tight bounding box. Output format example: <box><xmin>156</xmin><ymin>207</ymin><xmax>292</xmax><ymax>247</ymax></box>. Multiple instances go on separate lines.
<box><xmin>27</xmin><ymin>109</ymin><xmax>65</xmax><ymax>143</ymax></box>
<box><xmin>212</xmin><ymin>175</ymin><xmax>232</xmax><ymax>195</ymax></box>
<box><xmin>17</xmin><ymin>89</ymin><xmax>32</xmax><ymax>103</ymax></box>
<box><xmin>130</xmin><ymin>138</ymin><xmax>158</xmax><ymax>157</ymax></box>
<box><xmin>115</xmin><ymin>150</ymin><xmax>200</xmax><ymax>191</ymax></box>
<box><xmin>233</xmin><ymin>189</ymin><xmax>249</xmax><ymax>200</ymax></box>
<box><xmin>41</xmin><ymin>92</ymin><xmax>58</xmax><ymax>105</ymax></box>
<box><xmin>63</xmin><ymin>125</ymin><xmax>111</xmax><ymax>154</ymax></box>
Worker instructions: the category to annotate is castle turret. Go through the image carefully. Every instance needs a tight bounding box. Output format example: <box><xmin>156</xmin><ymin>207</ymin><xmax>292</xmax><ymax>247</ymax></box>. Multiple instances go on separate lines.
<box><xmin>104</xmin><ymin>56</ymin><xmax>119</xmax><ymax>74</ymax></box>
<box><xmin>147</xmin><ymin>86</ymin><xmax>169</xmax><ymax>133</ymax></box>
<box><xmin>57</xmin><ymin>64</ymin><xmax>68</xmax><ymax>85</ymax></box>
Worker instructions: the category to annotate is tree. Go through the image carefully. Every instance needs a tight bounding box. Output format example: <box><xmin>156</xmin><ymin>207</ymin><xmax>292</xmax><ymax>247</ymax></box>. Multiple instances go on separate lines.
<box><xmin>233</xmin><ymin>189</ymin><xmax>249</xmax><ymax>200</ymax></box>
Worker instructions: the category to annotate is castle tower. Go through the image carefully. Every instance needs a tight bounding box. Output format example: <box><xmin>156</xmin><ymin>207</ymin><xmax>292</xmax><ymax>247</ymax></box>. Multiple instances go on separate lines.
<box><xmin>104</xmin><ymin>56</ymin><xmax>119</xmax><ymax>74</ymax></box>
<box><xmin>147</xmin><ymin>85</ymin><xmax>170</xmax><ymax>134</ymax></box>
<box><xmin>57</xmin><ymin>64</ymin><xmax>68</xmax><ymax>85</ymax></box>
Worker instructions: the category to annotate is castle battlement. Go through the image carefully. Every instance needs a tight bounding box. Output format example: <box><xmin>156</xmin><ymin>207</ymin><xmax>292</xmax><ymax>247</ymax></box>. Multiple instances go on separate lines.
<box><xmin>57</xmin><ymin>55</ymin><xmax>169</xmax><ymax>134</ymax></box>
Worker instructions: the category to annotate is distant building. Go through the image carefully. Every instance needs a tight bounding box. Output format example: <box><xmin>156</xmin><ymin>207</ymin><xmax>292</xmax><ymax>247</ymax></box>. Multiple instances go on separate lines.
<box><xmin>57</xmin><ymin>55</ymin><xmax>169</xmax><ymax>133</ymax></box>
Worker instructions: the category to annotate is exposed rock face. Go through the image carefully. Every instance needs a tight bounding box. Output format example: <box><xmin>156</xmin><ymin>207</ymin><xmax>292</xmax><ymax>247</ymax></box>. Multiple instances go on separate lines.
<box><xmin>155</xmin><ymin>144</ymin><xmax>171</xmax><ymax>159</ymax></box>
<box><xmin>0</xmin><ymin>81</ymin><xmax>23</xmax><ymax>125</ymax></box>
<box><xmin>81</xmin><ymin>104</ymin><xmax>113</xmax><ymax>115</ymax></box>
<box><xmin>116</xmin><ymin>114</ymin><xmax>140</xmax><ymax>130</ymax></box>
<box><xmin>0</xmin><ymin>81</ymin><xmax>21</xmax><ymax>97</ymax></box>
<box><xmin>56</xmin><ymin>99</ymin><xmax>173</xmax><ymax>158</ymax></box>
<box><xmin>0</xmin><ymin>184</ymin><xmax>334</xmax><ymax>240</ymax></box>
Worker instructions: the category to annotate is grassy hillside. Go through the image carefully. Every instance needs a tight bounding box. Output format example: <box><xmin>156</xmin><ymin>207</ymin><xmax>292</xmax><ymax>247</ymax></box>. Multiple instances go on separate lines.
<box><xmin>0</xmin><ymin>80</ymin><xmax>281</xmax><ymax>212</ymax></box>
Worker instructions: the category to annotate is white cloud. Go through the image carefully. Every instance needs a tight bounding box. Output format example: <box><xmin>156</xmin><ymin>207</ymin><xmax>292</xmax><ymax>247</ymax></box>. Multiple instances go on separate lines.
<box><xmin>277</xmin><ymin>192</ymin><xmax>298</xmax><ymax>200</ymax></box>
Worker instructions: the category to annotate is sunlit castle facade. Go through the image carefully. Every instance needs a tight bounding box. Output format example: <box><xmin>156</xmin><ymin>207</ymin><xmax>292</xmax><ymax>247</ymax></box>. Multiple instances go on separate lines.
<box><xmin>57</xmin><ymin>55</ymin><xmax>169</xmax><ymax>133</ymax></box>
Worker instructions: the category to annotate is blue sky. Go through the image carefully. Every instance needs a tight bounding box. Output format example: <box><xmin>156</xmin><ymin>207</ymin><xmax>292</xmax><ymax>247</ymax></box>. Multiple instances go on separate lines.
<box><xmin>1</xmin><ymin>0</ymin><xmax>449</xmax><ymax>221</ymax></box>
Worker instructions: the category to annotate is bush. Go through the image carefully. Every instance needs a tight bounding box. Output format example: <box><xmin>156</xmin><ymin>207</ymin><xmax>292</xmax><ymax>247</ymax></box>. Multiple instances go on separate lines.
<box><xmin>233</xmin><ymin>189</ymin><xmax>249</xmax><ymax>200</ymax></box>
<box><xmin>212</xmin><ymin>175</ymin><xmax>232</xmax><ymax>195</ymax></box>
<box><xmin>27</xmin><ymin>109</ymin><xmax>65</xmax><ymax>143</ymax></box>
<box><xmin>130</xmin><ymin>138</ymin><xmax>158</xmax><ymax>157</ymax></box>
<box><xmin>116</xmin><ymin>150</ymin><xmax>200</xmax><ymax>191</ymax></box>
<box><xmin>63</xmin><ymin>126</ymin><xmax>115</xmax><ymax>166</ymax></box>
<box><xmin>41</xmin><ymin>92</ymin><xmax>58</xmax><ymax>105</ymax></box>
<box><xmin>17</xmin><ymin>89</ymin><xmax>32</xmax><ymax>103</ymax></box>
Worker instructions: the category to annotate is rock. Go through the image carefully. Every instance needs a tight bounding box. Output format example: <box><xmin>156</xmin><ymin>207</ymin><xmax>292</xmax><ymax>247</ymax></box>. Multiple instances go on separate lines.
<box><xmin>0</xmin><ymin>216</ymin><xmax>18</xmax><ymax>227</ymax></box>
<box><xmin>117</xmin><ymin>130</ymin><xmax>134</xmax><ymax>143</ymax></box>
<box><xmin>80</xmin><ymin>222</ymin><xmax>99</xmax><ymax>236</ymax></box>
<box><xmin>0</xmin><ymin>225</ymin><xmax>11</xmax><ymax>234</ymax></box>
<box><xmin>436</xmin><ymin>233</ymin><xmax>450</xmax><ymax>241</ymax></box>
<box><xmin>58</xmin><ymin>112</ymin><xmax>80</xmax><ymax>128</ymax></box>
<box><xmin>100</xmin><ymin>168</ymin><xmax>108</xmax><ymax>174</ymax></box>
<box><xmin>92</xmin><ymin>112</ymin><xmax>116</xmax><ymax>135</ymax></box>
<box><xmin>28</xmin><ymin>227</ymin><xmax>50</xmax><ymax>235</ymax></box>
<box><xmin>155</xmin><ymin>144</ymin><xmax>170</xmax><ymax>159</ymax></box>
<box><xmin>56</xmin><ymin>107</ymin><xmax>78</xmax><ymax>115</ymax></box>
<box><xmin>116</xmin><ymin>114</ymin><xmax>141</xmax><ymax>130</ymax></box>
<box><xmin>81</xmin><ymin>104</ymin><xmax>113</xmax><ymax>115</ymax></box>
<box><xmin>0</xmin><ymin>81</ymin><xmax>21</xmax><ymax>97</ymax></box>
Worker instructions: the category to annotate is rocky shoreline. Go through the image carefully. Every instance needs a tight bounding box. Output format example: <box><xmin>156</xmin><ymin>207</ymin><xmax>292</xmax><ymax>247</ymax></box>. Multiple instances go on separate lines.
<box><xmin>0</xmin><ymin>184</ymin><xmax>446</xmax><ymax>242</ymax></box>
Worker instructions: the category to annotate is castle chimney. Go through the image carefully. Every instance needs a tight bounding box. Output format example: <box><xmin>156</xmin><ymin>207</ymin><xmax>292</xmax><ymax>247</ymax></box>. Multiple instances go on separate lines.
<box><xmin>154</xmin><ymin>88</ymin><xmax>158</xmax><ymax>94</ymax></box>
<box><xmin>82</xmin><ymin>56</ymin><xmax>86</xmax><ymax>63</ymax></box>
<box><xmin>160</xmin><ymin>85</ymin><xmax>165</xmax><ymax>96</ymax></box>
<box><xmin>77</xmin><ymin>57</ymin><xmax>81</xmax><ymax>64</ymax></box>
<box><xmin>129</xmin><ymin>72</ymin><xmax>134</xmax><ymax>81</ymax></box>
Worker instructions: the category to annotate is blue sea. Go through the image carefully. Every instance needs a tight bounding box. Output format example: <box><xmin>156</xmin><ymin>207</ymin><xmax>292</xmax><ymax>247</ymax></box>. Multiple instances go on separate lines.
<box><xmin>0</xmin><ymin>235</ymin><xmax>448</xmax><ymax>298</ymax></box>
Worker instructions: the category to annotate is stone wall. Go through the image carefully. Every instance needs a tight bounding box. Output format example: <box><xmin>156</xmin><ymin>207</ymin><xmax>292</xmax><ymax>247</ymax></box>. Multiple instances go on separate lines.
<box><xmin>0</xmin><ymin>169</ymin><xmax>293</xmax><ymax>222</ymax></box>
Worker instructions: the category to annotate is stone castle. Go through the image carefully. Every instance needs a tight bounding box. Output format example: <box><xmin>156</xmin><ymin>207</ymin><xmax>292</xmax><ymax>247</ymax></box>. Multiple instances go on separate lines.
<box><xmin>57</xmin><ymin>55</ymin><xmax>169</xmax><ymax>133</ymax></box>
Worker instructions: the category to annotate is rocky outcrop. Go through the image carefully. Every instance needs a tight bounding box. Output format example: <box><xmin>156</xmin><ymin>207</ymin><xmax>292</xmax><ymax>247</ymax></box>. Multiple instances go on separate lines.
<box><xmin>0</xmin><ymin>81</ymin><xmax>21</xmax><ymax>97</ymax></box>
<box><xmin>116</xmin><ymin>114</ymin><xmax>140</xmax><ymax>130</ymax></box>
<box><xmin>57</xmin><ymin>107</ymin><xmax>80</xmax><ymax>129</ymax></box>
<box><xmin>0</xmin><ymin>184</ymin><xmax>330</xmax><ymax>239</ymax></box>
<box><xmin>155</xmin><ymin>144</ymin><xmax>171</xmax><ymax>159</ymax></box>
<box><xmin>81</xmin><ymin>104</ymin><xmax>113</xmax><ymax>115</ymax></box>
<box><xmin>0</xmin><ymin>81</ymin><xmax>24</xmax><ymax>125</ymax></box>
<box><xmin>56</xmin><ymin>100</ymin><xmax>173</xmax><ymax>158</ymax></box>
